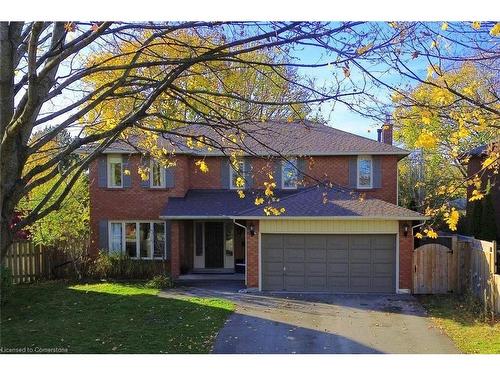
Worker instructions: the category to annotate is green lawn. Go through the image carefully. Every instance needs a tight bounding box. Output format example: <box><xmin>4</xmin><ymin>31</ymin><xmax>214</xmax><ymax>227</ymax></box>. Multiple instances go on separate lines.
<box><xmin>419</xmin><ymin>294</ymin><xmax>500</xmax><ymax>354</ymax></box>
<box><xmin>0</xmin><ymin>281</ymin><xmax>234</xmax><ymax>353</ymax></box>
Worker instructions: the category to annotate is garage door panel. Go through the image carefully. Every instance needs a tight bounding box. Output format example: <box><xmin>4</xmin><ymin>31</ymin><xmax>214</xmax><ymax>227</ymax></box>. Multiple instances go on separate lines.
<box><xmin>306</xmin><ymin>248</ymin><xmax>327</xmax><ymax>262</ymax></box>
<box><xmin>263</xmin><ymin>275</ymin><xmax>284</xmax><ymax>290</ymax></box>
<box><xmin>306</xmin><ymin>262</ymin><xmax>326</xmax><ymax>276</ymax></box>
<box><xmin>327</xmin><ymin>277</ymin><xmax>349</xmax><ymax>289</ymax></box>
<box><xmin>284</xmin><ymin>248</ymin><xmax>305</xmax><ymax>262</ymax></box>
<box><xmin>372</xmin><ymin>235</ymin><xmax>394</xmax><ymax>249</ymax></box>
<box><xmin>306</xmin><ymin>276</ymin><xmax>327</xmax><ymax>291</ymax></box>
<box><xmin>285</xmin><ymin>262</ymin><xmax>305</xmax><ymax>275</ymax></box>
<box><xmin>372</xmin><ymin>277</ymin><xmax>393</xmax><ymax>291</ymax></box>
<box><xmin>373</xmin><ymin>249</ymin><xmax>393</xmax><ymax>262</ymax></box>
<box><xmin>284</xmin><ymin>235</ymin><xmax>305</xmax><ymax>249</ymax></box>
<box><xmin>373</xmin><ymin>263</ymin><xmax>393</xmax><ymax>276</ymax></box>
<box><xmin>327</xmin><ymin>262</ymin><xmax>348</xmax><ymax>276</ymax></box>
<box><xmin>349</xmin><ymin>235</ymin><xmax>371</xmax><ymax>250</ymax></box>
<box><xmin>262</xmin><ymin>234</ymin><xmax>283</xmax><ymax>249</ymax></box>
<box><xmin>264</xmin><ymin>247</ymin><xmax>283</xmax><ymax>262</ymax></box>
<box><xmin>285</xmin><ymin>276</ymin><xmax>305</xmax><ymax>290</ymax></box>
<box><xmin>350</xmin><ymin>263</ymin><xmax>370</xmax><ymax>275</ymax></box>
<box><xmin>350</xmin><ymin>249</ymin><xmax>370</xmax><ymax>263</ymax></box>
<box><xmin>350</xmin><ymin>276</ymin><xmax>371</xmax><ymax>289</ymax></box>
<box><xmin>263</xmin><ymin>261</ymin><xmax>283</xmax><ymax>274</ymax></box>
<box><xmin>305</xmin><ymin>235</ymin><xmax>327</xmax><ymax>249</ymax></box>
<box><xmin>327</xmin><ymin>249</ymin><xmax>348</xmax><ymax>262</ymax></box>
<box><xmin>326</xmin><ymin>235</ymin><xmax>348</xmax><ymax>250</ymax></box>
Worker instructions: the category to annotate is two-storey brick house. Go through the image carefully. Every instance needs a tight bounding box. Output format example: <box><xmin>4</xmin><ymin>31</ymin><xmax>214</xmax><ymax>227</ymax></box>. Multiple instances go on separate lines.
<box><xmin>88</xmin><ymin>121</ymin><xmax>425</xmax><ymax>293</ymax></box>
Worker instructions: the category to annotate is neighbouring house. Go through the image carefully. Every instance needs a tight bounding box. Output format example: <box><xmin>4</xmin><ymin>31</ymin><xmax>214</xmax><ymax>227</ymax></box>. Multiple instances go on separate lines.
<box><xmin>463</xmin><ymin>143</ymin><xmax>499</xmax><ymax>242</ymax></box>
<box><xmin>85</xmin><ymin>121</ymin><xmax>426</xmax><ymax>293</ymax></box>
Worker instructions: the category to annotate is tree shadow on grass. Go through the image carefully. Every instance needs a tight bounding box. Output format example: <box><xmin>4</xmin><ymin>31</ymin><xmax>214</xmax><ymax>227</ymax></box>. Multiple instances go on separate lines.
<box><xmin>0</xmin><ymin>282</ymin><xmax>233</xmax><ymax>354</ymax></box>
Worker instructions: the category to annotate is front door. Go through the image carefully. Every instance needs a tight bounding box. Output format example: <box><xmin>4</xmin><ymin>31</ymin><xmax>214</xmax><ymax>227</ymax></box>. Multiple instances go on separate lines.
<box><xmin>204</xmin><ymin>222</ymin><xmax>224</xmax><ymax>268</ymax></box>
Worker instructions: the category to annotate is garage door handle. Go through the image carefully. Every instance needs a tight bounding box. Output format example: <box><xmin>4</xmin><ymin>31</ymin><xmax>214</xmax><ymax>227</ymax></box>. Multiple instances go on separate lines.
<box><xmin>283</xmin><ymin>266</ymin><xmax>286</xmax><ymax>273</ymax></box>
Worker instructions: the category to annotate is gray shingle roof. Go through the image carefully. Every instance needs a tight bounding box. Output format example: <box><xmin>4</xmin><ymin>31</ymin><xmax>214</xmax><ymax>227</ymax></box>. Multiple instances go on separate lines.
<box><xmin>161</xmin><ymin>186</ymin><xmax>425</xmax><ymax>219</ymax></box>
<box><xmin>84</xmin><ymin>121</ymin><xmax>409</xmax><ymax>157</ymax></box>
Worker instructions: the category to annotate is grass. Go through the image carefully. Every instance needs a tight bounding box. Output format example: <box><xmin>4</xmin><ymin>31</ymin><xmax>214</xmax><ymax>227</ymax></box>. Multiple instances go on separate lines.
<box><xmin>0</xmin><ymin>281</ymin><xmax>234</xmax><ymax>353</ymax></box>
<box><xmin>419</xmin><ymin>294</ymin><xmax>500</xmax><ymax>354</ymax></box>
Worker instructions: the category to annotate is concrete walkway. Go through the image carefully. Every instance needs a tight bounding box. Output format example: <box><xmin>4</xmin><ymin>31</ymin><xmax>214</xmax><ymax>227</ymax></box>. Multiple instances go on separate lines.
<box><xmin>159</xmin><ymin>281</ymin><xmax>459</xmax><ymax>354</ymax></box>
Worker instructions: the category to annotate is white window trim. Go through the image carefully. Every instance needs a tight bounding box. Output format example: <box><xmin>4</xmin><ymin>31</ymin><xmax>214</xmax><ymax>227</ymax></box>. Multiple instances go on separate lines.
<box><xmin>281</xmin><ymin>157</ymin><xmax>298</xmax><ymax>190</ymax></box>
<box><xmin>107</xmin><ymin>154</ymin><xmax>123</xmax><ymax>188</ymax></box>
<box><xmin>357</xmin><ymin>155</ymin><xmax>373</xmax><ymax>189</ymax></box>
<box><xmin>150</xmin><ymin>159</ymin><xmax>166</xmax><ymax>188</ymax></box>
<box><xmin>108</xmin><ymin>220</ymin><xmax>166</xmax><ymax>260</ymax></box>
<box><xmin>229</xmin><ymin>160</ymin><xmax>245</xmax><ymax>190</ymax></box>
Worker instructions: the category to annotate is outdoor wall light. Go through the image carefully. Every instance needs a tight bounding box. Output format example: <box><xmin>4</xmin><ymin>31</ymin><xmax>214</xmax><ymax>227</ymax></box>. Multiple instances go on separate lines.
<box><xmin>249</xmin><ymin>223</ymin><xmax>255</xmax><ymax>237</ymax></box>
<box><xmin>403</xmin><ymin>223</ymin><xmax>409</xmax><ymax>237</ymax></box>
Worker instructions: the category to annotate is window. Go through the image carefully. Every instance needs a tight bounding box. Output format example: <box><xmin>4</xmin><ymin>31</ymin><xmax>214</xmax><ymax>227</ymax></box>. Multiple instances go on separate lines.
<box><xmin>230</xmin><ymin>160</ymin><xmax>245</xmax><ymax>189</ymax></box>
<box><xmin>107</xmin><ymin>155</ymin><xmax>123</xmax><ymax>188</ymax></box>
<box><xmin>150</xmin><ymin>159</ymin><xmax>165</xmax><ymax>188</ymax></box>
<box><xmin>282</xmin><ymin>158</ymin><xmax>298</xmax><ymax>189</ymax></box>
<box><xmin>108</xmin><ymin>221</ymin><xmax>166</xmax><ymax>259</ymax></box>
<box><xmin>357</xmin><ymin>156</ymin><xmax>373</xmax><ymax>189</ymax></box>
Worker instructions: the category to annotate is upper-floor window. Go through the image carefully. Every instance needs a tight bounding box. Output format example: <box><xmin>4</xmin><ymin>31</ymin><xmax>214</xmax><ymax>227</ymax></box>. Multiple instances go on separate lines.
<box><xmin>357</xmin><ymin>155</ymin><xmax>373</xmax><ymax>189</ymax></box>
<box><xmin>282</xmin><ymin>158</ymin><xmax>298</xmax><ymax>189</ymax></box>
<box><xmin>107</xmin><ymin>154</ymin><xmax>123</xmax><ymax>188</ymax></box>
<box><xmin>150</xmin><ymin>159</ymin><xmax>165</xmax><ymax>188</ymax></box>
<box><xmin>230</xmin><ymin>160</ymin><xmax>245</xmax><ymax>189</ymax></box>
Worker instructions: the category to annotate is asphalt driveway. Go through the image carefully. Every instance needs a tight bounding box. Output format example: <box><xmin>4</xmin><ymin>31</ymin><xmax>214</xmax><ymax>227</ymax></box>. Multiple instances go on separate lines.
<box><xmin>160</xmin><ymin>280</ymin><xmax>459</xmax><ymax>354</ymax></box>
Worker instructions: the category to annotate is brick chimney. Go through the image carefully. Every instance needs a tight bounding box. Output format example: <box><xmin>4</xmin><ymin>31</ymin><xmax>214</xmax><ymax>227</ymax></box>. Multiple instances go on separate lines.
<box><xmin>382</xmin><ymin>118</ymin><xmax>393</xmax><ymax>145</ymax></box>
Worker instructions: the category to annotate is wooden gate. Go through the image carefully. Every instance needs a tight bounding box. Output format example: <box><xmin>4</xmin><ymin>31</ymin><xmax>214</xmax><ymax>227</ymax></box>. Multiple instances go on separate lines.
<box><xmin>413</xmin><ymin>243</ymin><xmax>459</xmax><ymax>294</ymax></box>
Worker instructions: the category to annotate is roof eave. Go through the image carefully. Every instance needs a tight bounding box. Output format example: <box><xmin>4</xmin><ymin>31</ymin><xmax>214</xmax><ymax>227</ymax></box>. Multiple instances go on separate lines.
<box><xmin>159</xmin><ymin>215</ymin><xmax>429</xmax><ymax>221</ymax></box>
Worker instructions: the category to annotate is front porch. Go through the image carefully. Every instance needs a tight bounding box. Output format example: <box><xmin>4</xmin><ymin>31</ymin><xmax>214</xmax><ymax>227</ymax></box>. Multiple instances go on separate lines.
<box><xmin>170</xmin><ymin>219</ymin><xmax>259</xmax><ymax>287</ymax></box>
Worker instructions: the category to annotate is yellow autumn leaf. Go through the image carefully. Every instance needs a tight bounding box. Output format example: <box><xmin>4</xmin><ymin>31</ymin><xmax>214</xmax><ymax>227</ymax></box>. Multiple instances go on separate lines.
<box><xmin>481</xmin><ymin>152</ymin><xmax>499</xmax><ymax>169</ymax></box>
<box><xmin>415</xmin><ymin>130</ymin><xmax>437</xmax><ymax>149</ymax></box>
<box><xmin>471</xmin><ymin>21</ymin><xmax>481</xmax><ymax>30</ymax></box>
<box><xmin>123</xmin><ymin>169</ymin><xmax>131</xmax><ymax>176</ymax></box>
<box><xmin>195</xmin><ymin>160</ymin><xmax>209</xmax><ymax>173</ymax></box>
<box><xmin>490</xmin><ymin>22</ymin><xmax>500</xmax><ymax>37</ymax></box>
<box><xmin>469</xmin><ymin>189</ymin><xmax>484</xmax><ymax>202</ymax></box>
<box><xmin>441</xmin><ymin>22</ymin><xmax>448</xmax><ymax>31</ymax></box>
<box><xmin>427</xmin><ymin>229</ymin><xmax>438</xmax><ymax>239</ymax></box>
<box><xmin>235</xmin><ymin>176</ymin><xmax>245</xmax><ymax>188</ymax></box>
<box><xmin>255</xmin><ymin>197</ymin><xmax>264</xmax><ymax>205</ymax></box>
<box><xmin>237</xmin><ymin>190</ymin><xmax>245</xmax><ymax>199</ymax></box>
<box><xmin>444</xmin><ymin>208</ymin><xmax>459</xmax><ymax>231</ymax></box>
<box><xmin>415</xmin><ymin>232</ymin><xmax>423</xmax><ymax>239</ymax></box>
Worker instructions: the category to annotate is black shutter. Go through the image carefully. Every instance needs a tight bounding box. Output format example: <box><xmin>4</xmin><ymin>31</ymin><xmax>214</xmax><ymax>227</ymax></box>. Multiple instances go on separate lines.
<box><xmin>98</xmin><ymin>220</ymin><xmax>108</xmax><ymax>250</ymax></box>
<box><xmin>98</xmin><ymin>155</ymin><xmax>107</xmax><ymax>188</ymax></box>
<box><xmin>348</xmin><ymin>156</ymin><xmax>358</xmax><ymax>188</ymax></box>
<box><xmin>221</xmin><ymin>158</ymin><xmax>230</xmax><ymax>188</ymax></box>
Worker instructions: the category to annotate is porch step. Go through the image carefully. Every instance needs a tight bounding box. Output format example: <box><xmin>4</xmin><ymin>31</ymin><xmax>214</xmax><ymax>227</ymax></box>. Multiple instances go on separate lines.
<box><xmin>178</xmin><ymin>273</ymin><xmax>245</xmax><ymax>281</ymax></box>
<box><xmin>191</xmin><ymin>268</ymin><xmax>235</xmax><ymax>274</ymax></box>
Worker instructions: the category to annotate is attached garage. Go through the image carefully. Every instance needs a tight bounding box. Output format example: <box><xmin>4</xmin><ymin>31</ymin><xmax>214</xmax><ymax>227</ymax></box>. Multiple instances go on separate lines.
<box><xmin>261</xmin><ymin>234</ymin><xmax>396</xmax><ymax>293</ymax></box>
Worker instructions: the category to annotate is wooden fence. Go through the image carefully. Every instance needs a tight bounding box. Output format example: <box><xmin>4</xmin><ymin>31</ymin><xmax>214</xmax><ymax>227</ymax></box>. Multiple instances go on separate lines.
<box><xmin>3</xmin><ymin>241</ymin><xmax>46</xmax><ymax>283</ymax></box>
<box><xmin>459</xmin><ymin>237</ymin><xmax>499</xmax><ymax>315</ymax></box>
<box><xmin>2</xmin><ymin>240</ymin><xmax>86</xmax><ymax>284</ymax></box>
<box><xmin>413</xmin><ymin>235</ymin><xmax>499</xmax><ymax>315</ymax></box>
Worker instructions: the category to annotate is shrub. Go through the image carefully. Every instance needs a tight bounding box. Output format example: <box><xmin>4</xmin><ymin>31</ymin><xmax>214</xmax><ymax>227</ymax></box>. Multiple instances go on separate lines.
<box><xmin>86</xmin><ymin>251</ymin><xmax>169</xmax><ymax>280</ymax></box>
<box><xmin>145</xmin><ymin>274</ymin><xmax>173</xmax><ymax>289</ymax></box>
<box><xmin>0</xmin><ymin>265</ymin><xmax>13</xmax><ymax>304</ymax></box>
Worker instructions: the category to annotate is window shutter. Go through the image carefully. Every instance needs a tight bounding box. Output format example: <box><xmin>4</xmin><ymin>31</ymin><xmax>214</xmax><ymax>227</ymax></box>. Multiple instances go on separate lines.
<box><xmin>244</xmin><ymin>158</ymin><xmax>252</xmax><ymax>189</ymax></box>
<box><xmin>122</xmin><ymin>155</ymin><xmax>131</xmax><ymax>188</ymax></box>
<box><xmin>274</xmin><ymin>159</ymin><xmax>282</xmax><ymax>189</ymax></box>
<box><xmin>373</xmin><ymin>156</ymin><xmax>382</xmax><ymax>188</ymax></box>
<box><xmin>98</xmin><ymin>155</ymin><xmax>107</xmax><ymax>188</ymax></box>
<box><xmin>221</xmin><ymin>158</ymin><xmax>230</xmax><ymax>188</ymax></box>
<box><xmin>140</xmin><ymin>156</ymin><xmax>150</xmax><ymax>188</ymax></box>
<box><xmin>165</xmin><ymin>167</ymin><xmax>175</xmax><ymax>188</ymax></box>
<box><xmin>165</xmin><ymin>221</ymin><xmax>171</xmax><ymax>260</ymax></box>
<box><xmin>98</xmin><ymin>220</ymin><xmax>108</xmax><ymax>250</ymax></box>
<box><xmin>348</xmin><ymin>156</ymin><xmax>358</xmax><ymax>188</ymax></box>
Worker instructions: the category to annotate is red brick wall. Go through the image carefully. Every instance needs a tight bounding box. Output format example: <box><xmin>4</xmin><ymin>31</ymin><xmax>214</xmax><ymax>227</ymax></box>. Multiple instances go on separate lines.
<box><xmin>246</xmin><ymin>221</ymin><xmax>260</xmax><ymax>288</ymax></box>
<box><xmin>399</xmin><ymin>221</ymin><xmax>414</xmax><ymax>291</ymax></box>
<box><xmin>89</xmin><ymin>153</ymin><xmax>400</xmax><ymax>255</ymax></box>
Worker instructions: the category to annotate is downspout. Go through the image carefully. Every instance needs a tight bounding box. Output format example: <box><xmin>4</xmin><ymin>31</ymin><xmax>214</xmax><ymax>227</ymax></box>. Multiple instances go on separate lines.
<box><xmin>233</xmin><ymin>219</ymin><xmax>248</xmax><ymax>287</ymax></box>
